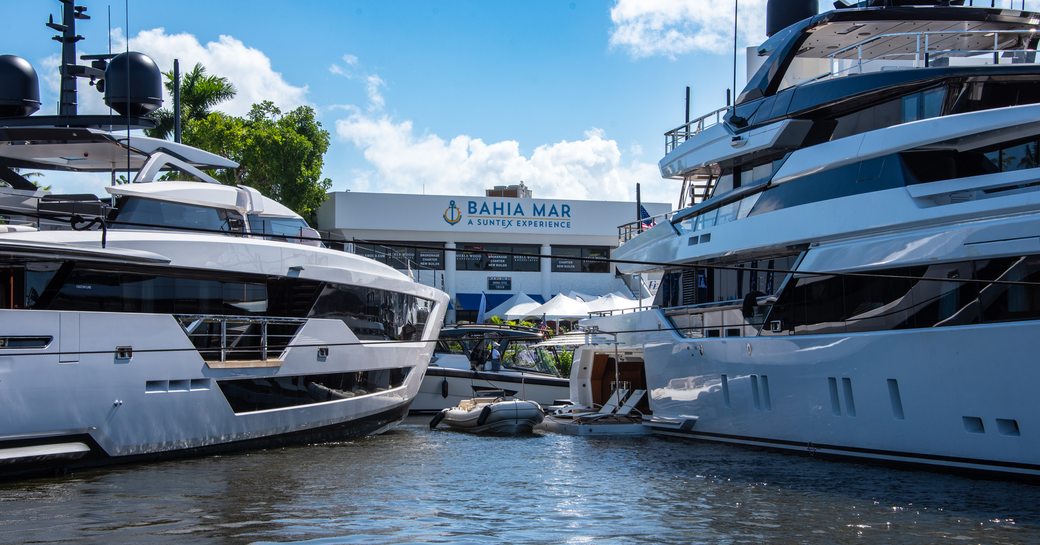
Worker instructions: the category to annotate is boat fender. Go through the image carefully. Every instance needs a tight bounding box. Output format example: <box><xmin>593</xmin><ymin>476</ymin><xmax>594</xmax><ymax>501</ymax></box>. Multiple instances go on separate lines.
<box><xmin>476</xmin><ymin>405</ymin><xmax>493</xmax><ymax>426</ymax></box>
<box><xmin>429</xmin><ymin>409</ymin><xmax>448</xmax><ymax>429</ymax></box>
<box><xmin>440</xmin><ymin>378</ymin><xmax>449</xmax><ymax>398</ymax></box>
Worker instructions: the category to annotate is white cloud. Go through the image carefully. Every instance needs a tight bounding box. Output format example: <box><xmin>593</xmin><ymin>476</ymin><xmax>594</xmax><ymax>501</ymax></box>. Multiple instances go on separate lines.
<box><xmin>610</xmin><ymin>0</ymin><xmax>768</xmax><ymax>58</ymax></box>
<box><xmin>43</xmin><ymin>28</ymin><xmax>309</xmax><ymax>117</ymax></box>
<box><xmin>329</xmin><ymin>54</ymin><xmax>386</xmax><ymax>113</ymax></box>
<box><xmin>328</xmin><ymin>54</ymin><xmax>672</xmax><ymax>206</ymax></box>
<box><xmin>365</xmin><ymin>75</ymin><xmax>385</xmax><ymax>112</ymax></box>
<box><xmin>334</xmin><ymin>112</ymin><xmax>673</xmax><ymax>206</ymax></box>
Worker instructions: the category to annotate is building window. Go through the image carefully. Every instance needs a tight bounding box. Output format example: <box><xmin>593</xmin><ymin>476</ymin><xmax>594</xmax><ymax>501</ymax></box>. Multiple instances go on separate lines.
<box><xmin>551</xmin><ymin>246</ymin><xmax>611</xmax><ymax>273</ymax></box>
<box><xmin>457</xmin><ymin>244</ymin><xmax>540</xmax><ymax>272</ymax></box>
<box><xmin>354</xmin><ymin>242</ymin><xmax>445</xmax><ymax>270</ymax></box>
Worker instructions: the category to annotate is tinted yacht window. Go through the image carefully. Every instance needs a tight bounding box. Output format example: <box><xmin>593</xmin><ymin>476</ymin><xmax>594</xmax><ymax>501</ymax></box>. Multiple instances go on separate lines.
<box><xmin>764</xmin><ymin>256</ymin><xmax>1040</xmax><ymax>335</ymax></box>
<box><xmin>110</xmin><ymin>196</ymin><xmax>243</xmax><ymax>233</ymax></box>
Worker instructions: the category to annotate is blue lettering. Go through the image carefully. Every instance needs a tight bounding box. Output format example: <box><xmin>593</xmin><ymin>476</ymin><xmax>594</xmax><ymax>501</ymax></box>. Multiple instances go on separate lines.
<box><xmin>493</xmin><ymin>202</ymin><xmax>505</xmax><ymax>215</ymax></box>
<box><xmin>468</xmin><ymin>201</ymin><xmax>477</xmax><ymax>214</ymax></box>
<box><xmin>562</xmin><ymin>204</ymin><xmax>571</xmax><ymax>217</ymax></box>
<box><xmin>548</xmin><ymin>204</ymin><xmax>559</xmax><ymax>217</ymax></box>
<box><xmin>514</xmin><ymin>203</ymin><xmax>524</xmax><ymax>215</ymax></box>
<box><xmin>533</xmin><ymin>203</ymin><xmax>545</xmax><ymax>216</ymax></box>
<box><xmin>479</xmin><ymin>202</ymin><xmax>491</xmax><ymax>215</ymax></box>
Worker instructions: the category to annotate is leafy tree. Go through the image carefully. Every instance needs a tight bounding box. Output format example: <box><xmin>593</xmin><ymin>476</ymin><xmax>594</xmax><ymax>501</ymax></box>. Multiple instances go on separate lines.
<box><xmin>145</xmin><ymin>63</ymin><xmax>333</xmax><ymax>221</ymax></box>
<box><xmin>187</xmin><ymin>101</ymin><xmax>332</xmax><ymax>222</ymax></box>
<box><xmin>146</xmin><ymin>63</ymin><xmax>236</xmax><ymax>140</ymax></box>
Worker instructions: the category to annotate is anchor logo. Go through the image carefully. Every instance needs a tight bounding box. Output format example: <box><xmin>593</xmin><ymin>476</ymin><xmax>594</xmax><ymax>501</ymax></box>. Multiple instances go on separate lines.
<box><xmin>443</xmin><ymin>200</ymin><xmax>462</xmax><ymax>225</ymax></box>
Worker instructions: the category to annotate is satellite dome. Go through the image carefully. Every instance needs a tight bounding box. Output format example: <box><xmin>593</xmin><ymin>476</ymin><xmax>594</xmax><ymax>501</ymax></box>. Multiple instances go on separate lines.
<box><xmin>104</xmin><ymin>51</ymin><xmax>163</xmax><ymax>116</ymax></box>
<box><xmin>0</xmin><ymin>55</ymin><xmax>41</xmax><ymax>117</ymax></box>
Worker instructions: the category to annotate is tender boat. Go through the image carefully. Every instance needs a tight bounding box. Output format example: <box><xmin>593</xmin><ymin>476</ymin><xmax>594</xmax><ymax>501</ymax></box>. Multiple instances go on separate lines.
<box><xmin>429</xmin><ymin>395</ymin><xmax>544</xmax><ymax>435</ymax></box>
<box><xmin>583</xmin><ymin>0</ymin><xmax>1040</xmax><ymax>477</ymax></box>
<box><xmin>0</xmin><ymin>4</ymin><xmax>448</xmax><ymax>479</ymax></box>
<box><xmin>540</xmin><ymin>334</ymin><xmax>651</xmax><ymax>436</ymax></box>
<box><xmin>410</xmin><ymin>324</ymin><xmax>568</xmax><ymax>413</ymax></box>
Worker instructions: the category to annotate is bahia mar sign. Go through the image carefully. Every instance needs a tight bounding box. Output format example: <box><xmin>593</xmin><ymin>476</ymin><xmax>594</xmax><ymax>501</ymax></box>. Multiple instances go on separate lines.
<box><xmin>443</xmin><ymin>198</ymin><xmax>573</xmax><ymax>230</ymax></box>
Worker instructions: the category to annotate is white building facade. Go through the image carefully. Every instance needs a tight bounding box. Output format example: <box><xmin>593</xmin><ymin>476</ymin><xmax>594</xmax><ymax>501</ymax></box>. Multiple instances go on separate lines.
<box><xmin>316</xmin><ymin>189</ymin><xmax>671</xmax><ymax>322</ymax></box>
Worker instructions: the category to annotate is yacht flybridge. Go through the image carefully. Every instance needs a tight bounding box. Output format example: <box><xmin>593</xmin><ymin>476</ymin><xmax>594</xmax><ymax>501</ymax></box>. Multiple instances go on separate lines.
<box><xmin>587</xmin><ymin>0</ymin><xmax>1040</xmax><ymax>477</ymax></box>
<box><xmin>0</xmin><ymin>2</ymin><xmax>447</xmax><ymax>479</ymax></box>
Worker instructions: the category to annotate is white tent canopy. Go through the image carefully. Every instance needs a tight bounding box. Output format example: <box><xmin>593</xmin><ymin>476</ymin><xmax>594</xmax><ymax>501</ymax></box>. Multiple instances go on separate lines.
<box><xmin>525</xmin><ymin>293</ymin><xmax>591</xmax><ymax>320</ymax></box>
<box><xmin>487</xmin><ymin>293</ymin><xmax>543</xmax><ymax>320</ymax></box>
<box><xmin>585</xmin><ymin>292</ymin><xmax>642</xmax><ymax>313</ymax></box>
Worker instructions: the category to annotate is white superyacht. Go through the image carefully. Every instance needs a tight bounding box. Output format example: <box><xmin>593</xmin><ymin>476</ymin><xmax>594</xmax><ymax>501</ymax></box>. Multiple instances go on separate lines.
<box><xmin>0</xmin><ymin>3</ymin><xmax>447</xmax><ymax>478</ymax></box>
<box><xmin>587</xmin><ymin>0</ymin><xmax>1040</xmax><ymax>477</ymax></box>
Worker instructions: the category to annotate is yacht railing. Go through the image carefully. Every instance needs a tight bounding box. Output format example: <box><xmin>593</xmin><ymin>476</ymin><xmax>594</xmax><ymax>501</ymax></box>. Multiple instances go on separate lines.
<box><xmin>175</xmin><ymin>314</ymin><xmax>307</xmax><ymax>362</ymax></box>
<box><xmin>664</xmin><ymin>106</ymin><xmax>729</xmax><ymax>154</ymax></box>
<box><xmin>825</xmin><ymin>29</ymin><xmax>1040</xmax><ymax>80</ymax></box>
<box><xmin>618</xmin><ymin>211</ymin><xmax>674</xmax><ymax>244</ymax></box>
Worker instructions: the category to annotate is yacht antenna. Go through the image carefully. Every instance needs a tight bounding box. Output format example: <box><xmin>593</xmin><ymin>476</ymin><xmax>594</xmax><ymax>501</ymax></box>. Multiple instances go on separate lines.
<box><xmin>48</xmin><ymin>1</ymin><xmax>91</xmax><ymax>116</ymax></box>
<box><xmin>124</xmin><ymin>0</ymin><xmax>131</xmax><ymax>187</ymax></box>
<box><xmin>732</xmin><ymin>0</ymin><xmax>738</xmax><ymax>113</ymax></box>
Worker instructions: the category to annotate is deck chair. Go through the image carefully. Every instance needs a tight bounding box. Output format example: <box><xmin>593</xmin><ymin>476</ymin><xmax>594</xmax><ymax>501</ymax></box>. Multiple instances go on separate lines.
<box><xmin>597</xmin><ymin>388</ymin><xmax>628</xmax><ymax>414</ymax></box>
<box><xmin>549</xmin><ymin>388</ymin><xmax>627</xmax><ymax>420</ymax></box>
<box><xmin>575</xmin><ymin>389</ymin><xmax>645</xmax><ymax>423</ymax></box>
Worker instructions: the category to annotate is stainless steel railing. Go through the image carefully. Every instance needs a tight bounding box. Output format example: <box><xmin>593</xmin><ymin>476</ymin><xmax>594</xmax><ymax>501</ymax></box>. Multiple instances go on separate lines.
<box><xmin>176</xmin><ymin>314</ymin><xmax>307</xmax><ymax>362</ymax></box>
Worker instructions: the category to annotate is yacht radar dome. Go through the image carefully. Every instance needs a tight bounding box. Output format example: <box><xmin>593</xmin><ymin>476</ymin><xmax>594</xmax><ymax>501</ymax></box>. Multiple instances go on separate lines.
<box><xmin>104</xmin><ymin>51</ymin><xmax>163</xmax><ymax>116</ymax></box>
<box><xmin>766</xmin><ymin>0</ymin><xmax>819</xmax><ymax>37</ymax></box>
<box><xmin>0</xmin><ymin>55</ymin><xmax>41</xmax><ymax>117</ymax></box>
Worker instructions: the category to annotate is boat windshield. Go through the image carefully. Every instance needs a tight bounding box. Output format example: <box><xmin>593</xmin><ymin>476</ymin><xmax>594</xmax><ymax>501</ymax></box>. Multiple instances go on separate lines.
<box><xmin>108</xmin><ymin>196</ymin><xmax>244</xmax><ymax>234</ymax></box>
<box><xmin>503</xmin><ymin>346</ymin><xmax>562</xmax><ymax>376</ymax></box>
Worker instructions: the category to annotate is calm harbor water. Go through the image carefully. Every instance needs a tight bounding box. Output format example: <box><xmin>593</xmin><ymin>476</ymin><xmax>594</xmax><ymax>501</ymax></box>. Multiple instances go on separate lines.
<box><xmin>2</xmin><ymin>416</ymin><xmax>1038</xmax><ymax>544</ymax></box>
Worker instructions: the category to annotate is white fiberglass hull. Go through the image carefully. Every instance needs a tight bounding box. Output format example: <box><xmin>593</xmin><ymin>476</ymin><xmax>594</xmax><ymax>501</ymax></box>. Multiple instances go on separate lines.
<box><xmin>640</xmin><ymin>318</ymin><xmax>1040</xmax><ymax>477</ymax></box>
<box><xmin>411</xmin><ymin>367</ymin><xmax>569</xmax><ymax>414</ymax></box>
<box><xmin>0</xmin><ymin>307</ymin><xmax>440</xmax><ymax>478</ymax></box>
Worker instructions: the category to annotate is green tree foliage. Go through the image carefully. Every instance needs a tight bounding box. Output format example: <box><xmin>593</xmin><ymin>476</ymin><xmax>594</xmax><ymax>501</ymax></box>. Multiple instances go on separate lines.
<box><xmin>145</xmin><ymin>64</ymin><xmax>332</xmax><ymax>221</ymax></box>
<box><xmin>187</xmin><ymin>101</ymin><xmax>332</xmax><ymax>222</ymax></box>
<box><xmin>146</xmin><ymin>64</ymin><xmax>236</xmax><ymax>140</ymax></box>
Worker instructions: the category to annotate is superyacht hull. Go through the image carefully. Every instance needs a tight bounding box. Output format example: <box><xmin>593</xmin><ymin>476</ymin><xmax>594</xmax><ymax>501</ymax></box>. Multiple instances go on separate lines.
<box><xmin>641</xmin><ymin>319</ymin><xmax>1040</xmax><ymax>477</ymax></box>
<box><xmin>0</xmin><ymin>307</ymin><xmax>437</xmax><ymax>479</ymax></box>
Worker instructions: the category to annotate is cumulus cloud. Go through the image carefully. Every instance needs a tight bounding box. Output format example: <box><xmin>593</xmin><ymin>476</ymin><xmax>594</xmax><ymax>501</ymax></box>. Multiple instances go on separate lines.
<box><xmin>43</xmin><ymin>27</ymin><xmax>309</xmax><ymax>116</ymax></box>
<box><xmin>334</xmin><ymin>112</ymin><xmax>671</xmax><ymax>205</ymax></box>
<box><xmin>328</xmin><ymin>53</ymin><xmax>671</xmax><ymax>205</ymax></box>
<box><xmin>610</xmin><ymin>0</ymin><xmax>768</xmax><ymax>58</ymax></box>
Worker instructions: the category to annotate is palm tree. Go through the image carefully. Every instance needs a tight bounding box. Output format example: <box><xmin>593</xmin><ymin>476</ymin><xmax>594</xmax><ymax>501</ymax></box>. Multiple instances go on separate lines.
<box><xmin>145</xmin><ymin>63</ymin><xmax>236</xmax><ymax>140</ymax></box>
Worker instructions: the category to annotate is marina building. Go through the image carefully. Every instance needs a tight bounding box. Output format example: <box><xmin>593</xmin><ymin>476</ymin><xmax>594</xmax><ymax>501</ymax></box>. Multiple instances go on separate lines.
<box><xmin>316</xmin><ymin>184</ymin><xmax>671</xmax><ymax>322</ymax></box>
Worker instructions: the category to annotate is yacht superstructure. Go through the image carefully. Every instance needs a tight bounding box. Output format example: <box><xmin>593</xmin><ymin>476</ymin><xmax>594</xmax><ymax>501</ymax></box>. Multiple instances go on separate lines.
<box><xmin>589</xmin><ymin>0</ymin><xmax>1040</xmax><ymax>477</ymax></box>
<box><xmin>0</xmin><ymin>3</ymin><xmax>447</xmax><ymax>478</ymax></box>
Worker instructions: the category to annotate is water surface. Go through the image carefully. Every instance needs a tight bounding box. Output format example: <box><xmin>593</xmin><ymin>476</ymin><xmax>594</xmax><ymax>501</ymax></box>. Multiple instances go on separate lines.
<box><xmin>1</xmin><ymin>417</ymin><xmax>1037</xmax><ymax>544</ymax></box>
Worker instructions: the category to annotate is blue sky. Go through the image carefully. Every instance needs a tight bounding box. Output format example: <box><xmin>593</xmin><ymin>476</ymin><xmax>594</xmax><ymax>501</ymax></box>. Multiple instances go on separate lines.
<box><xmin>3</xmin><ymin>0</ymin><xmax>1038</xmax><ymax>207</ymax></box>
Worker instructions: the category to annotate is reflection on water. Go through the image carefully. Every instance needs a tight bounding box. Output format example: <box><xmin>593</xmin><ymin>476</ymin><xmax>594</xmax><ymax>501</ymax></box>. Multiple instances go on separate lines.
<box><xmin>2</xmin><ymin>417</ymin><xmax>1038</xmax><ymax>544</ymax></box>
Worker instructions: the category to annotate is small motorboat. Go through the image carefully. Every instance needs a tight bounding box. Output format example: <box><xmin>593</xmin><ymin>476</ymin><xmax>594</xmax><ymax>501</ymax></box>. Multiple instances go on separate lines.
<box><xmin>429</xmin><ymin>395</ymin><xmax>544</xmax><ymax>435</ymax></box>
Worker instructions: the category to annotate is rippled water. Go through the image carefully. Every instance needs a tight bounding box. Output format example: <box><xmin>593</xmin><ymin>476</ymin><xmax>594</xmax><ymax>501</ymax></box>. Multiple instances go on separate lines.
<box><xmin>2</xmin><ymin>417</ymin><xmax>1039</xmax><ymax>544</ymax></box>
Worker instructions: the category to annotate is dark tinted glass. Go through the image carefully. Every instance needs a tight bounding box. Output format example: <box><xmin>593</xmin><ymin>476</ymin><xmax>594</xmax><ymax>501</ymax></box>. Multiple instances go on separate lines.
<box><xmin>110</xmin><ymin>197</ymin><xmax>239</xmax><ymax>233</ymax></box>
<box><xmin>218</xmin><ymin>368</ymin><xmax>413</xmax><ymax>413</ymax></box>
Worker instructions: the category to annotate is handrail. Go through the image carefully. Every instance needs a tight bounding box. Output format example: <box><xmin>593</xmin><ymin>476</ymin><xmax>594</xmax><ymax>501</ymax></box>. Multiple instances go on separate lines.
<box><xmin>617</xmin><ymin>210</ymin><xmax>674</xmax><ymax>244</ymax></box>
<box><xmin>174</xmin><ymin>314</ymin><xmax>307</xmax><ymax>362</ymax></box>
<box><xmin>664</xmin><ymin>106</ymin><xmax>729</xmax><ymax>154</ymax></box>
<box><xmin>826</xmin><ymin>28</ymin><xmax>1040</xmax><ymax>79</ymax></box>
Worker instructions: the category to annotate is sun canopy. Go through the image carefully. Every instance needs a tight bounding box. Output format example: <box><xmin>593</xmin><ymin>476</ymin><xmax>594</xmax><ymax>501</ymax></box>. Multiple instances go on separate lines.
<box><xmin>585</xmin><ymin>292</ymin><xmax>642</xmax><ymax>313</ymax></box>
<box><xmin>486</xmin><ymin>292</ymin><xmax>540</xmax><ymax>319</ymax></box>
<box><xmin>526</xmin><ymin>293</ymin><xmax>591</xmax><ymax>320</ymax></box>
